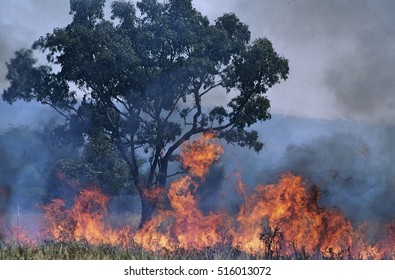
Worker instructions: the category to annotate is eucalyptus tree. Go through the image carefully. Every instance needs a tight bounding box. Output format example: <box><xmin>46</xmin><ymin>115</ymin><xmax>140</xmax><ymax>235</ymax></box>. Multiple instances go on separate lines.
<box><xmin>3</xmin><ymin>0</ymin><xmax>289</xmax><ymax>226</ymax></box>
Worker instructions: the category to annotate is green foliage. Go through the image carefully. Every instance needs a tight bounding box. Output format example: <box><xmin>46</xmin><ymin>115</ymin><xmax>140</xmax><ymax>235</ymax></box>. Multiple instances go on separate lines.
<box><xmin>48</xmin><ymin>134</ymin><xmax>131</xmax><ymax>196</ymax></box>
<box><xmin>55</xmin><ymin>158</ymin><xmax>98</xmax><ymax>181</ymax></box>
<box><xmin>70</xmin><ymin>0</ymin><xmax>106</xmax><ymax>25</ymax></box>
<box><xmin>84</xmin><ymin>134</ymin><xmax>130</xmax><ymax>195</ymax></box>
<box><xmin>3</xmin><ymin>50</ymin><xmax>77</xmax><ymax>113</ymax></box>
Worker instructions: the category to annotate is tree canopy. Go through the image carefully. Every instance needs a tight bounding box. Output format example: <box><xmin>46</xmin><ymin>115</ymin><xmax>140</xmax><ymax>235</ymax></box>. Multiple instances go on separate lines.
<box><xmin>3</xmin><ymin>0</ymin><xmax>289</xmax><ymax>226</ymax></box>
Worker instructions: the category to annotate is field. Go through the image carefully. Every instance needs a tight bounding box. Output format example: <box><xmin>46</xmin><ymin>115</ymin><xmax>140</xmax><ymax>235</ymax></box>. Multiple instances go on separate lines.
<box><xmin>0</xmin><ymin>241</ymin><xmax>354</xmax><ymax>260</ymax></box>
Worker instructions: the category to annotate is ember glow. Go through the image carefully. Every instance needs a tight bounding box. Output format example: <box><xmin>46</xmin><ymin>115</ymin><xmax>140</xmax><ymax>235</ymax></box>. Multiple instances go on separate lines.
<box><xmin>4</xmin><ymin>133</ymin><xmax>395</xmax><ymax>259</ymax></box>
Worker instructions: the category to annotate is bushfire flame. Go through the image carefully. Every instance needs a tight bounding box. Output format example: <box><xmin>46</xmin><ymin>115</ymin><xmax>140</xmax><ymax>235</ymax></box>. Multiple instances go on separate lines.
<box><xmin>134</xmin><ymin>133</ymin><xmax>226</xmax><ymax>251</ymax></box>
<box><xmin>5</xmin><ymin>133</ymin><xmax>395</xmax><ymax>259</ymax></box>
<box><xmin>42</xmin><ymin>187</ymin><xmax>131</xmax><ymax>246</ymax></box>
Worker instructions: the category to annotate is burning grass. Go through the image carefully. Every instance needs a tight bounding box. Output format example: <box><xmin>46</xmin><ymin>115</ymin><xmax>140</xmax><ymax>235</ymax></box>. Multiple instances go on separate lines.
<box><xmin>2</xmin><ymin>133</ymin><xmax>395</xmax><ymax>259</ymax></box>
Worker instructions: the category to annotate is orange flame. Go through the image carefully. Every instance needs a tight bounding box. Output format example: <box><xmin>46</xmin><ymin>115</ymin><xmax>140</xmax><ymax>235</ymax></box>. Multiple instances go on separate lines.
<box><xmin>134</xmin><ymin>133</ymin><xmax>227</xmax><ymax>252</ymax></box>
<box><xmin>180</xmin><ymin>132</ymin><xmax>224</xmax><ymax>179</ymax></box>
<box><xmin>232</xmin><ymin>173</ymin><xmax>366</xmax><ymax>257</ymax></box>
<box><xmin>371</xmin><ymin>223</ymin><xmax>395</xmax><ymax>259</ymax></box>
<box><xmin>43</xmin><ymin>188</ymin><xmax>132</xmax><ymax>246</ymax></box>
<box><xmin>8</xmin><ymin>133</ymin><xmax>395</xmax><ymax>259</ymax></box>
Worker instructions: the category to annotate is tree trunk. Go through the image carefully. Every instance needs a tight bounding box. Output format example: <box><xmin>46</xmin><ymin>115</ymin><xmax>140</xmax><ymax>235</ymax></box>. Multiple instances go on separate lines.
<box><xmin>138</xmin><ymin>158</ymin><xmax>169</xmax><ymax>229</ymax></box>
<box><xmin>157</xmin><ymin>158</ymin><xmax>168</xmax><ymax>187</ymax></box>
<box><xmin>139</xmin><ymin>193</ymin><xmax>156</xmax><ymax>229</ymax></box>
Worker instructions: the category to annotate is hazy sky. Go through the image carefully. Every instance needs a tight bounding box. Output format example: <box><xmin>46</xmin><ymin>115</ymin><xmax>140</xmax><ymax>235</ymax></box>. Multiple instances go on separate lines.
<box><xmin>1</xmin><ymin>0</ymin><xmax>395</xmax><ymax>124</ymax></box>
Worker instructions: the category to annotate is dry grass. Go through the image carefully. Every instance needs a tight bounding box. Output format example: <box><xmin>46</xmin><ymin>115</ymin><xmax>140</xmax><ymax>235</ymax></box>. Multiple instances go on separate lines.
<box><xmin>0</xmin><ymin>240</ymin><xmax>357</xmax><ymax>260</ymax></box>
<box><xmin>0</xmin><ymin>241</ymin><xmax>260</xmax><ymax>260</ymax></box>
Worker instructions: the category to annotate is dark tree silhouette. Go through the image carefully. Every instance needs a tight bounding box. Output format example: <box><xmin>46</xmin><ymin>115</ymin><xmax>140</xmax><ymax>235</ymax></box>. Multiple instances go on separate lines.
<box><xmin>3</xmin><ymin>0</ymin><xmax>289</xmax><ymax>227</ymax></box>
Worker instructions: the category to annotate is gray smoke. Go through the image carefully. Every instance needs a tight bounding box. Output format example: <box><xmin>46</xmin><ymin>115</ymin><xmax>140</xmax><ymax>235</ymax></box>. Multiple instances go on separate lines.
<box><xmin>282</xmin><ymin>131</ymin><xmax>395</xmax><ymax>224</ymax></box>
<box><xmin>0</xmin><ymin>0</ymin><xmax>70</xmax><ymax>88</ymax></box>
<box><xmin>0</xmin><ymin>126</ymin><xmax>50</xmax><ymax>239</ymax></box>
<box><xmin>218</xmin><ymin>0</ymin><xmax>395</xmax><ymax>123</ymax></box>
<box><xmin>225</xmin><ymin>116</ymin><xmax>395</xmax><ymax>225</ymax></box>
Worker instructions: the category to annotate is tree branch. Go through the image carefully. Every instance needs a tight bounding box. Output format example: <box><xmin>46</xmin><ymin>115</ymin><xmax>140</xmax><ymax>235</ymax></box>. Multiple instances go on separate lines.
<box><xmin>114</xmin><ymin>96</ymin><xmax>130</xmax><ymax>112</ymax></box>
<box><xmin>164</xmin><ymin>95</ymin><xmax>181</xmax><ymax>122</ymax></box>
<box><xmin>164</xmin><ymin>88</ymin><xmax>204</xmax><ymax>159</ymax></box>
<box><xmin>41</xmin><ymin>101</ymin><xmax>72</xmax><ymax>121</ymax></box>
<box><xmin>198</xmin><ymin>81</ymin><xmax>223</xmax><ymax>97</ymax></box>
<box><xmin>166</xmin><ymin>170</ymin><xmax>188</xmax><ymax>178</ymax></box>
